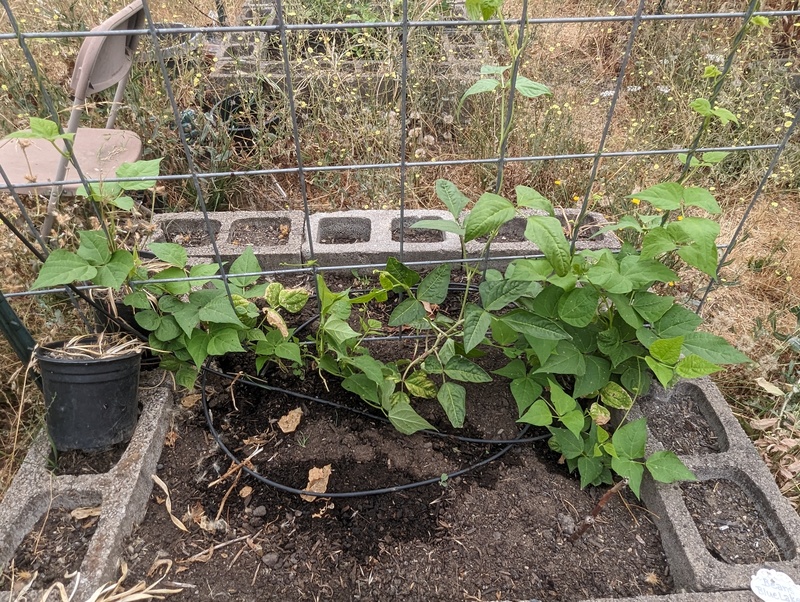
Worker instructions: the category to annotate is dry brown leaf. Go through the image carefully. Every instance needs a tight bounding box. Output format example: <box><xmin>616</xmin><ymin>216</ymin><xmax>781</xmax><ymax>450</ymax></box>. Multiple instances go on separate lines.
<box><xmin>71</xmin><ymin>506</ymin><xmax>101</xmax><ymax>520</ymax></box>
<box><xmin>245</xmin><ymin>537</ymin><xmax>262</xmax><ymax>554</ymax></box>
<box><xmin>151</xmin><ymin>475</ymin><xmax>189</xmax><ymax>533</ymax></box>
<box><xmin>146</xmin><ymin>558</ymin><xmax>173</xmax><ymax>578</ymax></box>
<box><xmin>278</xmin><ymin>408</ymin><xmax>303</xmax><ymax>433</ymax></box>
<box><xmin>164</xmin><ymin>430</ymin><xmax>180</xmax><ymax>448</ymax></box>
<box><xmin>756</xmin><ymin>377</ymin><xmax>785</xmax><ymax>397</ymax></box>
<box><xmin>421</xmin><ymin>301</ymin><xmax>438</xmax><ymax>317</ymax></box>
<box><xmin>265</xmin><ymin>307</ymin><xmax>288</xmax><ymax>337</ymax></box>
<box><xmin>786</xmin><ymin>459</ymin><xmax>800</xmax><ymax>473</ymax></box>
<box><xmin>239</xmin><ymin>486</ymin><xmax>253</xmax><ymax>498</ymax></box>
<box><xmin>180</xmin><ymin>546</ymin><xmax>214</xmax><ymax>565</ymax></box>
<box><xmin>313</xmin><ymin>501</ymin><xmax>335</xmax><ymax>518</ymax></box>
<box><xmin>180</xmin><ymin>394</ymin><xmax>201</xmax><ymax>408</ymax></box>
<box><xmin>750</xmin><ymin>417</ymin><xmax>780</xmax><ymax>431</ymax></box>
<box><xmin>301</xmin><ymin>464</ymin><xmax>332</xmax><ymax>502</ymax></box>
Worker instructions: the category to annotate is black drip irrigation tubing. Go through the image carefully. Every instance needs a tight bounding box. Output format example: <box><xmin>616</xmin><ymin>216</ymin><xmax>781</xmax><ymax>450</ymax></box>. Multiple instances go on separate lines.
<box><xmin>200</xmin><ymin>366</ymin><xmax>548</xmax><ymax>498</ymax></box>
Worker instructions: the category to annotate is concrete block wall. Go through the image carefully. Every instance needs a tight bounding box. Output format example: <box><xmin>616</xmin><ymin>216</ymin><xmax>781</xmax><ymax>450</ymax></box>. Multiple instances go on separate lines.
<box><xmin>149</xmin><ymin>208</ymin><xmax>620</xmax><ymax>271</ymax></box>
<box><xmin>151</xmin><ymin>210</ymin><xmax>305</xmax><ymax>270</ymax></box>
<box><xmin>0</xmin><ymin>372</ymin><xmax>172</xmax><ymax>602</ymax></box>
<box><xmin>207</xmin><ymin>0</ymin><xmax>487</xmax><ymax>100</ymax></box>
<box><xmin>637</xmin><ymin>379</ymin><xmax>800</xmax><ymax>593</ymax></box>
<box><xmin>302</xmin><ymin>209</ymin><xmax>463</xmax><ymax>268</ymax></box>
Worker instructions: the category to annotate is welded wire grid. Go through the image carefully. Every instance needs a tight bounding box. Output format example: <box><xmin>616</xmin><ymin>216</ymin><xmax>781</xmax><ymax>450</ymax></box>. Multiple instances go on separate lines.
<box><xmin>1</xmin><ymin>0</ymin><xmax>799</xmax><ymax>320</ymax></box>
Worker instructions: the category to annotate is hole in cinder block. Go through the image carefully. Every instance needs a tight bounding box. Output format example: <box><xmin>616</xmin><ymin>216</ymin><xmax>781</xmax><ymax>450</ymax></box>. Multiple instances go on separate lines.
<box><xmin>1</xmin><ymin>494</ymin><xmax>102</xmax><ymax>592</ymax></box>
<box><xmin>560</xmin><ymin>213</ymin><xmax>600</xmax><ymax>239</ymax></box>
<box><xmin>681</xmin><ymin>479</ymin><xmax>789</xmax><ymax>564</ymax></box>
<box><xmin>391</xmin><ymin>217</ymin><xmax>446</xmax><ymax>243</ymax></box>
<box><xmin>491</xmin><ymin>217</ymin><xmax>526</xmax><ymax>243</ymax></box>
<box><xmin>229</xmin><ymin>218</ymin><xmax>291</xmax><ymax>247</ymax></box>
<box><xmin>162</xmin><ymin>219</ymin><xmax>221</xmax><ymax>246</ymax></box>
<box><xmin>317</xmin><ymin>217</ymin><xmax>371</xmax><ymax>244</ymax></box>
<box><xmin>476</xmin><ymin>213</ymin><xmax>601</xmax><ymax>244</ymax></box>
<box><xmin>639</xmin><ymin>383</ymin><xmax>726</xmax><ymax>455</ymax></box>
<box><xmin>51</xmin><ymin>439</ymin><xmax>130</xmax><ymax>476</ymax></box>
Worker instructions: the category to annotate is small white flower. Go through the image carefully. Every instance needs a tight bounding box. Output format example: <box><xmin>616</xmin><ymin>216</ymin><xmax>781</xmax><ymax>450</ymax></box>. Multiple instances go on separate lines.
<box><xmin>705</xmin><ymin>53</ymin><xmax>725</xmax><ymax>64</ymax></box>
<box><xmin>657</xmin><ymin>85</ymin><xmax>671</xmax><ymax>94</ymax></box>
<box><xmin>600</xmin><ymin>90</ymin><xmax>614</xmax><ymax>98</ymax></box>
<box><xmin>626</xmin><ymin>85</ymin><xmax>642</xmax><ymax>93</ymax></box>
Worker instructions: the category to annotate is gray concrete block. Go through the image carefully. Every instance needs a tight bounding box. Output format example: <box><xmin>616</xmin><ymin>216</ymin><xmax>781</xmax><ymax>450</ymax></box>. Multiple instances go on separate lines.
<box><xmin>302</xmin><ymin>209</ymin><xmax>462</xmax><ymax>268</ymax></box>
<box><xmin>151</xmin><ymin>210</ymin><xmax>305</xmax><ymax>271</ymax></box>
<box><xmin>463</xmin><ymin>208</ymin><xmax>621</xmax><ymax>268</ymax></box>
<box><xmin>638</xmin><ymin>378</ymin><xmax>800</xmax><ymax>593</ymax></box>
<box><xmin>0</xmin><ymin>372</ymin><xmax>172</xmax><ymax>600</ymax></box>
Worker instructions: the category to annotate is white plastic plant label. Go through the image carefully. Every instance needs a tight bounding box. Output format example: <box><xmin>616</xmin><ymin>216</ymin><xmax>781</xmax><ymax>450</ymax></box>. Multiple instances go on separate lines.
<box><xmin>751</xmin><ymin>568</ymin><xmax>800</xmax><ymax>602</ymax></box>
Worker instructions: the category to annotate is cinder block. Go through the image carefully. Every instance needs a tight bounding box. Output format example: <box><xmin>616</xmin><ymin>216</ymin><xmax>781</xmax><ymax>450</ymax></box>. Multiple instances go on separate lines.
<box><xmin>638</xmin><ymin>379</ymin><xmax>800</xmax><ymax>593</ymax></box>
<box><xmin>463</xmin><ymin>208</ymin><xmax>621</xmax><ymax>268</ymax></box>
<box><xmin>150</xmin><ymin>210</ymin><xmax>305</xmax><ymax>271</ymax></box>
<box><xmin>302</xmin><ymin>209</ymin><xmax>462</xmax><ymax>268</ymax></box>
<box><xmin>0</xmin><ymin>372</ymin><xmax>172</xmax><ymax>601</ymax></box>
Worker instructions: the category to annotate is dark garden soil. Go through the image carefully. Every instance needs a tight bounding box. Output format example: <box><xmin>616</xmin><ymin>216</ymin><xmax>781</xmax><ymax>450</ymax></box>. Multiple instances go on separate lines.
<box><xmin>229</xmin><ymin>220</ymin><xmax>291</xmax><ymax>247</ymax></box>
<box><xmin>55</xmin><ymin>441</ymin><xmax>128</xmax><ymax>476</ymax></box>
<box><xmin>390</xmin><ymin>219</ymin><xmax>445</xmax><ymax>244</ymax></box>
<box><xmin>682</xmin><ymin>479</ymin><xmax>784</xmax><ymax>565</ymax></box>
<box><xmin>1</xmin><ymin>507</ymin><xmax>99</xmax><ymax>592</ymax></box>
<box><xmin>638</xmin><ymin>387</ymin><xmax>720</xmax><ymax>455</ymax></box>
<box><xmin>162</xmin><ymin>221</ymin><xmax>220</xmax><ymax>246</ymax></box>
<box><xmin>117</xmin><ymin>344</ymin><xmax>675</xmax><ymax>602</ymax></box>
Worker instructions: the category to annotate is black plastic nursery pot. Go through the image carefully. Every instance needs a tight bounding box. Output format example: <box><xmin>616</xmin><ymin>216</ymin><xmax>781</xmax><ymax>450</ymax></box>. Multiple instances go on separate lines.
<box><xmin>35</xmin><ymin>340</ymin><xmax>142</xmax><ymax>452</ymax></box>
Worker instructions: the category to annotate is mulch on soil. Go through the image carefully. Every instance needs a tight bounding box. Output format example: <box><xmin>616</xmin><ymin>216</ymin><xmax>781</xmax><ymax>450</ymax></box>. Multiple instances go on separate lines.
<box><xmin>1</xmin><ymin>507</ymin><xmax>99</xmax><ymax>594</ymax></box>
<box><xmin>118</xmin><ymin>353</ymin><xmax>675</xmax><ymax>602</ymax></box>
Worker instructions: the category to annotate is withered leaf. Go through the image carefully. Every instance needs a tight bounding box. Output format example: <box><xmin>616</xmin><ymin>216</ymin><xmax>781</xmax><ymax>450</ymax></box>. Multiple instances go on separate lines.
<box><xmin>181</xmin><ymin>393</ymin><xmax>201</xmax><ymax>408</ymax></box>
<box><xmin>70</xmin><ymin>507</ymin><xmax>101</xmax><ymax>520</ymax></box>
<box><xmin>301</xmin><ymin>464</ymin><xmax>332</xmax><ymax>502</ymax></box>
<box><xmin>278</xmin><ymin>407</ymin><xmax>303</xmax><ymax>433</ymax></box>
<box><xmin>265</xmin><ymin>307</ymin><xmax>289</xmax><ymax>337</ymax></box>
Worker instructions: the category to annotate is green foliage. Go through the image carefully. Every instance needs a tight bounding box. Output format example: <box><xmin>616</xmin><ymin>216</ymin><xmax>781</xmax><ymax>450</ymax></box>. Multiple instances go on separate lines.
<box><xmin>690</xmin><ymin>98</ymin><xmax>739</xmax><ymax>126</ymax></box>
<box><xmin>317</xmin><ymin>177</ymin><xmax>747</xmax><ymax>496</ymax></box>
<box><xmin>457</xmin><ymin>2</ymin><xmax>550</xmax><ymax>189</ymax></box>
<box><xmin>129</xmin><ymin>246</ymin><xmax>311</xmax><ymax>389</ymax></box>
<box><xmin>31</xmin><ymin>157</ymin><xmax>162</xmax><ymax>290</ymax></box>
<box><xmin>4</xmin><ymin>117</ymin><xmax>74</xmax><ymax>144</ymax></box>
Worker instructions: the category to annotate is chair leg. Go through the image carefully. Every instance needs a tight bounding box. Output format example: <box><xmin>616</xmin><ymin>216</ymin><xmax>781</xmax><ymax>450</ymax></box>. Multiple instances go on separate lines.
<box><xmin>105</xmin><ymin>71</ymin><xmax>131</xmax><ymax>130</ymax></box>
<box><xmin>40</xmin><ymin>106</ymin><xmax>83</xmax><ymax>241</ymax></box>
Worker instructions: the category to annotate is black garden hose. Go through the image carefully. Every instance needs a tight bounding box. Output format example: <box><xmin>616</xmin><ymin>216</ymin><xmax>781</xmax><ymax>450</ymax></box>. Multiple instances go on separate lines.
<box><xmin>201</xmin><ymin>365</ymin><xmax>547</xmax><ymax>498</ymax></box>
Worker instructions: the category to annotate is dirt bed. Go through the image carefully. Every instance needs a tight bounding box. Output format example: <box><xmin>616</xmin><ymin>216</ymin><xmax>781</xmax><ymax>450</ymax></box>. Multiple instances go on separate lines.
<box><xmin>119</xmin><ymin>355</ymin><xmax>674</xmax><ymax>602</ymax></box>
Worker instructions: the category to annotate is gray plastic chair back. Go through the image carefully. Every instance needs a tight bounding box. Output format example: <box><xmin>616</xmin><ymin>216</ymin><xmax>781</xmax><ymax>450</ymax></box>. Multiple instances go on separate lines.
<box><xmin>0</xmin><ymin>0</ymin><xmax>146</xmax><ymax>239</ymax></box>
<box><xmin>69</xmin><ymin>0</ymin><xmax>145</xmax><ymax>129</ymax></box>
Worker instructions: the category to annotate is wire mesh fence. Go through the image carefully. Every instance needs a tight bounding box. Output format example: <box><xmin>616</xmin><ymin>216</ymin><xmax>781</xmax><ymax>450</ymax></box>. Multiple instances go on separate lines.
<box><xmin>1</xmin><ymin>0</ymin><xmax>799</xmax><ymax>311</ymax></box>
